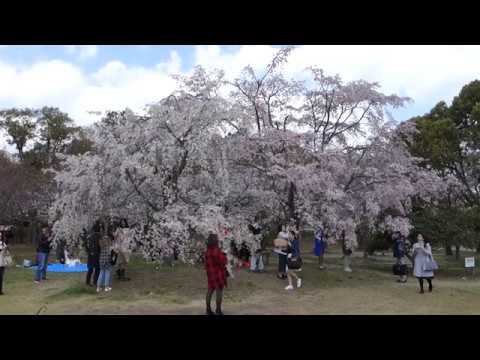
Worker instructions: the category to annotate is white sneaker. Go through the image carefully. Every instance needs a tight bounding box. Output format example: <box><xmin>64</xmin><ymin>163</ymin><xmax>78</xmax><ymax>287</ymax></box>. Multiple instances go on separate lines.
<box><xmin>297</xmin><ymin>278</ymin><xmax>302</xmax><ymax>288</ymax></box>
<box><xmin>96</xmin><ymin>287</ymin><xmax>101</xmax><ymax>293</ymax></box>
<box><xmin>285</xmin><ymin>285</ymin><xmax>294</xmax><ymax>291</ymax></box>
<box><xmin>105</xmin><ymin>287</ymin><xmax>112</xmax><ymax>292</ymax></box>
<box><xmin>344</xmin><ymin>267</ymin><xmax>352</xmax><ymax>273</ymax></box>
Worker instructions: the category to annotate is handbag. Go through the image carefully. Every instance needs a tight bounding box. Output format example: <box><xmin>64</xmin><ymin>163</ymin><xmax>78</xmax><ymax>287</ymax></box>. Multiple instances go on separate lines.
<box><xmin>2</xmin><ymin>249</ymin><xmax>14</xmax><ymax>267</ymax></box>
<box><xmin>110</xmin><ymin>250</ymin><xmax>118</xmax><ymax>266</ymax></box>
<box><xmin>423</xmin><ymin>255</ymin><xmax>438</xmax><ymax>272</ymax></box>
<box><xmin>287</xmin><ymin>256</ymin><xmax>303</xmax><ymax>270</ymax></box>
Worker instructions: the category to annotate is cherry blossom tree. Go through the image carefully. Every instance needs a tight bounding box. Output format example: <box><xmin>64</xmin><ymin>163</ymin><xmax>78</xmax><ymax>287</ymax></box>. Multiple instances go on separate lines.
<box><xmin>49</xmin><ymin>48</ymin><xmax>446</xmax><ymax>267</ymax></box>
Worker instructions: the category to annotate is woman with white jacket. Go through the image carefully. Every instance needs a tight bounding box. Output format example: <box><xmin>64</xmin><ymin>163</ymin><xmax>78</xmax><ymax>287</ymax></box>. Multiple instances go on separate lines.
<box><xmin>412</xmin><ymin>234</ymin><xmax>436</xmax><ymax>294</ymax></box>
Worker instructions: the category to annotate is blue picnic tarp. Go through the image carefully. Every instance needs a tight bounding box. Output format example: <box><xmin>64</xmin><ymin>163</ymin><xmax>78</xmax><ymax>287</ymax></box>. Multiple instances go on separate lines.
<box><xmin>30</xmin><ymin>263</ymin><xmax>88</xmax><ymax>273</ymax></box>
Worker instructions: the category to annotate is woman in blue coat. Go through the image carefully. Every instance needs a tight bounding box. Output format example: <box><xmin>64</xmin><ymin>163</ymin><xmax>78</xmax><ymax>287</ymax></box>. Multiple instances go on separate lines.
<box><xmin>314</xmin><ymin>226</ymin><xmax>327</xmax><ymax>270</ymax></box>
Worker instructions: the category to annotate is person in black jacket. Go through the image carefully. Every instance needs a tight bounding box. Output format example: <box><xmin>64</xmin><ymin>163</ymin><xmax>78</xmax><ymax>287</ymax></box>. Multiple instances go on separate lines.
<box><xmin>34</xmin><ymin>226</ymin><xmax>51</xmax><ymax>283</ymax></box>
<box><xmin>56</xmin><ymin>238</ymin><xmax>66</xmax><ymax>264</ymax></box>
<box><xmin>85</xmin><ymin>222</ymin><xmax>101</xmax><ymax>287</ymax></box>
<box><xmin>392</xmin><ymin>232</ymin><xmax>408</xmax><ymax>283</ymax></box>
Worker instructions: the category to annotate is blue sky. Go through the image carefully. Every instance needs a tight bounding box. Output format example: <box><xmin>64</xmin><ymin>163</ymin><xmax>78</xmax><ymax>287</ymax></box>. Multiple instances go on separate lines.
<box><xmin>1</xmin><ymin>45</ymin><xmax>480</xmax><ymax>150</ymax></box>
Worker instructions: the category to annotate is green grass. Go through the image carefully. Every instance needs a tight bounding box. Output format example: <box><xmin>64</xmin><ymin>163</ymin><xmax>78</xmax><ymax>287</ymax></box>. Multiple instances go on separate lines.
<box><xmin>1</xmin><ymin>239</ymin><xmax>480</xmax><ymax>314</ymax></box>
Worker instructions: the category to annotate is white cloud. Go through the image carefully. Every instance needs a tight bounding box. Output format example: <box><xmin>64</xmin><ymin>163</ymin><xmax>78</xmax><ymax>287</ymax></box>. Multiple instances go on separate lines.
<box><xmin>194</xmin><ymin>45</ymin><xmax>278</xmax><ymax>78</ymax></box>
<box><xmin>285</xmin><ymin>45</ymin><xmax>480</xmax><ymax>101</ymax></box>
<box><xmin>193</xmin><ymin>45</ymin><xmax>480</xmax><ymax>120</ymax></box>
<box><xmin>1</xmin><ymin>45</ymin><xmax>480</xmax><ymax>147</ymax></box>
<box><xmin>64</xmin><ymin>45</ymin><xmax>98</xmax><ymax>60</ymax></box>
<box><xmin>0</xmin><ymin>50</ymin><xmax>183</xmax><ymax>131</ymax></box>
<box><xmin>0</xmin><ymin>59</ymin><xmax>86</xmax><ymax>107</ymax></box>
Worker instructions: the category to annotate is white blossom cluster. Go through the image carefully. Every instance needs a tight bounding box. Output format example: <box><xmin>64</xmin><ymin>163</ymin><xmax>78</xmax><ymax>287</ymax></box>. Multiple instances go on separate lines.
<box><xmin>49</xmin><ymin>49</ymin><xmax>446</xmax><ymax>261</ymax></box>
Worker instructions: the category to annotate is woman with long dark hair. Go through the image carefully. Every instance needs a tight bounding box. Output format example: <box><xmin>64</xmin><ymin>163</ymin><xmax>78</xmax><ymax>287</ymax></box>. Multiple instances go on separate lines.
<box><xmin>97</xmin><ymin>235</ymin><xmax>113</xmax><ymax>293</ymax></box>
<box><xmin>205</xmin><ymin>233</ymin><xmax>228</xmax><ymax>315</ymax></box>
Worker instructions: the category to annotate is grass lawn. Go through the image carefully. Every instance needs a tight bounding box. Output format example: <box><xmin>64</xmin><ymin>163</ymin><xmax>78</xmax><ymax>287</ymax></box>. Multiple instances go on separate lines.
<box><xmin>1</xmin><ymin>236</ymin><xmax>480</xmax><ymax>315</ymax></box>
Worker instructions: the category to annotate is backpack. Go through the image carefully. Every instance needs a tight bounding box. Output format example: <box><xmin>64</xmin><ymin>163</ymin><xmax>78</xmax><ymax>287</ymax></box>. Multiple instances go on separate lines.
<box><xmin>0</xmin><ymin>248</ymin><xmax>13</xmax><ymax>267</ymax></box>
<box><xmin>110</xmin><ymin>250</ymin><xmax>118</xmax><ymax>266</ymax></box>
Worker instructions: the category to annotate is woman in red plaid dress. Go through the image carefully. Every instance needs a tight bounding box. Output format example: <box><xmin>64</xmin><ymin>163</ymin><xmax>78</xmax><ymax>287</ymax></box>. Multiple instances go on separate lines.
<box><xmin>205</xmin><ymin>233</ymin><xmax>227</xmax><ymax>315</ymax></box>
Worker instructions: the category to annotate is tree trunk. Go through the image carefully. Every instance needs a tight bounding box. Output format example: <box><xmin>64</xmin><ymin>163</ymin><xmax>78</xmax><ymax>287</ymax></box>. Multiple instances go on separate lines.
<box><xmin>455</xmin><ymin>245</ymin><xmax>460</xmax><ymax>260</ymax></box>
<box><xmin>30</xmin><ymin>220</ymin><xmax>39</xmax><ymax>245</ymax></box>
<box><xmin>445</xmin><ymin>244</ymin><xmax>453</xmax><ymax>256</ymax></box>
<box><xmin>17</xmin><ymin>146</ymin><xmax>24</xmax><ymax>161</ymax></box>
<box><xmin>286</xmin><ymin>181</ymin><xmax>298</xmax><ymax>226</ymax></box>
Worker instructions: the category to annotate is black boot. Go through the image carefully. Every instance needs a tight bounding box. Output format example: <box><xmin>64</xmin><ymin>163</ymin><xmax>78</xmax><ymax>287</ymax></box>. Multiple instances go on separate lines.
<box><xmin>116</xmin><ymin>269</ymin><xmax>122</xmax><ymax>280</ymax></box>
<box><xmin>215</xmin><ymin>308</ymin><xmax>224</xmax><ymax>316</ymax></box>
<box><xmin>206</xmin><ymin>307</ymin><xmax>214</xmax><ymax>315</ymax></box>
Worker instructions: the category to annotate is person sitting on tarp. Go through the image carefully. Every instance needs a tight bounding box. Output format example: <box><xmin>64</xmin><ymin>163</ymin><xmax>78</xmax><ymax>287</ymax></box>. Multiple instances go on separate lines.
<box><xmin>56</xmin><ymin>239</ymin><xmax>66</xmax><ymax>265</ymax></box>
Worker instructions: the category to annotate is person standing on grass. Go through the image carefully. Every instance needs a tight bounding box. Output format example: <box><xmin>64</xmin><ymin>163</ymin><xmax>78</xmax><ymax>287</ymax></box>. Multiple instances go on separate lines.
<box><xmin>314</xmin><ymin>226</ymin><xmax>327</xmax><ymax>270</ymax></box>
<box><xmin>285</xmin><ymin>230</ymin><xmax>302</xmax><ymax>290</ymax></box>
<box><xmin>114</xmin><ymin>219</ymin><xmax>131</xmax><ymax>281</ymax></box>
<box><xmin>205</xmin><ymin>233</ymin><xmax>228</xmax><ymax>315</ymax></box>
<box><xmin>341</xmin><ymin>230</ymin><xmax>353</xmax><ymax>273</ymax></box>
<box><xmin>85</xmin><ymin>223</ymin><xmax>101</xmax><ymax>287</ymax></box>
<box><xmin>97</xmin><ymin>235</ymin><xmax>113</xmax><ymax>293</ymax></box>
<box><xmin>274</xmin><ymin>225</ymin><xmax>289</xmax><ymax>279</ymax></box>
<box><xmin>0</xmin><ymin>232</ymin><xmax>11</xmax><ymax>295</ymax></box>
<box><xmin>34</xmin><ymin>226</ymin><xmax>51</xmax><ymax>284</ymax></box>
<box><xmin>393</xmin><ymin>232</ymin><xmax>408</xmax><ymax>283</ymax></box>
<box><xmin>249</xmin><ymin>221</ymin><xmax>264</xmax><ymax>273</ymax></box>
<box><xmin>412</xmin><ymin>234</ymin><xmax>437</xmax><ymax>294</ymax></box>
